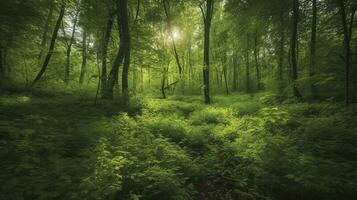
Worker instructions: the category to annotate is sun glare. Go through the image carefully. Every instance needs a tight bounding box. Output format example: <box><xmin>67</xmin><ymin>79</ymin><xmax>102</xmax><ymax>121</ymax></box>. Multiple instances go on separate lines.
<box><xmin>171</xmin><ymin>29</ymin><xmax>180</xmax><ymax>40</ymax></box>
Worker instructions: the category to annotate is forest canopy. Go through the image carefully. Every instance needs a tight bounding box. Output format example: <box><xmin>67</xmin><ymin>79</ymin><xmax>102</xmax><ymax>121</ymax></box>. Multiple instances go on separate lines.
<box><xmin>0</xmin><ymin>0</ymin><xmax>357</xmax><ymax>199</ymax></box>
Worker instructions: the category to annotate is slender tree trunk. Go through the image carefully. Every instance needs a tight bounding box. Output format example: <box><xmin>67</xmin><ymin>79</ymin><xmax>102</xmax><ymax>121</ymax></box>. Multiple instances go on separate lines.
<box><xmin>309</xmin><ymin>0</ymin><xmax>317</xmax><ymax>98</ymax></box>
<box><xmin>201</xmin><ymin>0</ymin><xmax>214</xmax><ymax>104</ymax></box>
<box><xmin>246</xmin><ymin>34</ymin><xmax>251</xmax><ymax>93</ymax></box>
<box><xmin>233</xmin><ymin>49</ymin><xmax>239</xmax><ymax>91</ymax></box>
<box><xmin>161</xmin><ymin>66</ymin><xmax>168</xmax><ymax>98</ymax></box>
<box><xmin>338</xmin><ymin>0</ymin><xmax>356</xmax><ymax>106</ymax></box>
<box><xmin>291</xmin><ymin>0</ymin><xmax>302</xmax><ymax>98</ymax></box>
<box><xmin>79</xmin><ymin>31</ymin><xmax>87</xmax><ymax>85</ymax></box>
<box><xmin>120</xmin><ymin>0</ymin><xmax>131</xmax><ymax>102</ymax></box>
<box><xmin>64</xmin><ymin>10</ymin><xmax>79</xmax><ymax>85</ymax></box>
<box><xmin>277</xmin><ymin>12</ymin><xmax>285</xmax><ymax>92</ymax></box>
<box><xmin>101</xmin><ymin>13</ymin><xmax>115</xmax><ymax>95</ymax></box>
<box><xmin>38</xmin><ymin>0</ymin><xmax>55</xmax><ymax>66</ymax></box>
<box><xmin>222</xmin><ymin>54</ymin><xmax>229</xmax><ymax>94</ymax></box>
<box><xmin>254</xmin><ymin>30</ymin><xmax>261</xmax><ymax>90</ymax></box>
<box><xmin>32</xmin><ymin>2</ymin><xmax>65</xmax><ymax>87</ymax></box>
<box><xmin>163</xmin><ymin>0</ymin><xmax>182</xmax><ymax>76</ymax></box>
<box><xmin>105</xmin><ymin>44</ymin><xmax>124</xmax><ymax>99</ymax></box>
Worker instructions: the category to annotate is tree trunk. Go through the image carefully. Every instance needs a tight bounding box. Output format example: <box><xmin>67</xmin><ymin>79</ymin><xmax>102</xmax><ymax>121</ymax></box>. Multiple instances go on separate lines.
<box><xmin>32</xmin><ymin>2</ymin><xmax>65</xmax><ymax>87</ymax></box>
<box><xmin>161</xmin><ymin>66</ymin><xmax>168</xmax><ymax>99</ymax></box>
<box><xmin>101</xmin><ymin>13</ymin><xmax>115</xmax><ymax>95</ymax></box>
<box><xmin>309</xmin><ymin>0</ymin><xmax>317</xmax><ymax>98</ymax></box>
<box><xmin>64</xmin><ymin>10</ymin><xmax>79</xmax><ymax>85</ymax></box>
<box><xmin>254</xmin><ymin>30</ymin><xmax>261</xmax><ymax>90</ymax></box>
<box><xmin>79</xmin><ymin>31</ymin><xmax>87</xmax><ymax>85</ymax></box>
<box><xmin>277</xmin><ymin>12</ymin><xmax>285</xmax><ymax>92</ymax></box>
<box><xmin>104</xmin><ymin>0</ymin><xmax>131</xmax><ymax>100</ymax></box>
<box><xmin>120</xmin><ymin>0</ymin><xmax>131</xmax><ymax>102</ymax></box>
<box><xmin>291</xmin><ymin>0</ymin><xmax>302</xmax><ymax>98</ymax></box>
<box><xmin>233</xmin><ymin>49</ymin><xmax>239</xmax><ymax>91</ymax></box>
<box><xmin>222</xmin><ymin>54</ymin><xmax>229</xmax><ymax>95</ymax></box>
<box><xmin>201</xmin><ymin>0</ymin><xmax>214</xmax><ymax>104</ymax></box>
<box><xmin>233</xmin><ymin>49</ymin><xmax>238</xmax><ymax>91</ymax></box>
<box><xmin>338</xmin><ymin>0</ymin><xmax>356</xmax><ymax>106</ymax></box>
<box><xmin>38</xmin><ymin>0</ymin><xmax>55</xmax><ymax>66</ymax></box>
<box><xmin>163</xmin><ymin>0</ymin><xmax>182</xmax><ymax>76</ymax></box>
<box><xmin>246</xmin><ymin>34</ymin><xmax>251</xmax><ymax>93</ymax></box>
<box><xmin>104</xmin><ymin>43</ymin><xmax>125</xmax><ymax>99</ymax></box>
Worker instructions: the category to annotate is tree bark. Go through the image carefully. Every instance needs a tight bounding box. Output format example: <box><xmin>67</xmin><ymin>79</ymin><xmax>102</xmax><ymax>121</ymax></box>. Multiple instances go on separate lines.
<box><xmin>104</xmin><ymin>0</ymin><xmax>131</xmax><ymax>100</ymax></box>
<box><xmin>246</xmin><ymin>34</ymin><xmax>251</xmax><ymax>93</ymax></box>
<box><xmin>64</xmin><ymin>10</ymin><xmax>79</xmax><ymax>85</ymax></box>
<box><xmin>254</xmin><ymin>30</ymin><xmax>261</xmax><ymax>90</ymax></box>
<box><xmin>32</xmin><ymin>2</ymin><xmax>65</xmax><ymax>87</ymax></box>
<box><xmin>38</xmin><ymin>0</ymin><xmax>55</xmax><ymax>67</ymax></box>
<box><xmin>79</xmin><ymin>31</ymin><xmax>87</xmax><ymax>85</ymax></box>
<box><xmin>277</xmin><ymin>12</ymin><xmax>285</xmax><ymax>92</ymax></box>
<box><xmin>309</xmin><ymin>0</ymin><xmax>317</xmax><ymax>96</ymax></box>
<box><xmin>201</xmin><ymin>0</ymin><xmax>214</xmax><ymax>104</ymax></box>
<box><xmin>291</xmin><ymin>0</ymin><xmax>302</xmax><ymax>98</ymax></box>
<box><xmin>232</xmin><ymin>49</ymin><xmax>239</xmax><ymax>91</ymax></box>
<box><xmin>101</xmin><ymin>13</ymin><xmax>115</xmax><ymax>95</ymax></box>
<box><xmin>120</xmin><ymin>0</ymin><xmax>131</xmax><ymax>102</ymax></box>
<box><xmin>161</xmin><ymin>66</ymin><xmax>168</xmax><ymax>99</ymax></box>
<box><xmin>338</xmin><ymin>0</ymin><xmax>356</xmax><ymax>106</ymax></box>
<box><xmin>222</xmin><ymin>53</ymin><xmax>229</xmax><ymax>95</ymax></box>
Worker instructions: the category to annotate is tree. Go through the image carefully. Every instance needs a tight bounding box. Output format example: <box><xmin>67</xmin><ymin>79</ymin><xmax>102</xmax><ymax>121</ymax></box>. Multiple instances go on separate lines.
<box><xmin>32</xmin><ymin>1</ymin><xmax>65</xmax><ymax>87</ymax></box>
<box><xmin>101</xmin><ymin>12</ymin><xmax>115</xmax><ymax>96</ymax></box>
<box><xmin>38</xmin><ymin>0</ymin><xmax>55</xmax><ymax>67</ymax></box>
<box><xmin>163</xmin><ymin>0</ymin><xmax>183</xmax><ymax>77</ymax></box>
<box><xmin>291</xmin><ymin>0</ymin><xmax>302</xmax><ymax>98</ymax></box>
<box><xmin>309</xmin><ymin>0</ymin><xmax>317</xmax><ymax>98</ymax></box>
<box><xmin>63</xmin><ymin>7</ymin><xmax>80</xmax><ymax>85</ymax></box>
<box><xmin>104</xmin><ymin>0</ymin><xmax>131</xmax><ymax>101</ymax></box>
<box><xmin>338</xmin><ymin>0</ymin><xmax>356</xmax><ymax>106</ymax></box>
<box><xmin>79</xmin><ymin>30</ymin><xmax>87</xmax><ymax>85</ymax></box>
<box><xmin>200</xmin><ymin>0</ymin><xmax>214</xmax><ymax>104</ymax></box>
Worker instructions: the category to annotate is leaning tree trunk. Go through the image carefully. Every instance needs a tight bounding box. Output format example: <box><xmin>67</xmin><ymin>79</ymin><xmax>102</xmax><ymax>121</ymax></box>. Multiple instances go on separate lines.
<box><xmin>64</xmin><ymin>10</ymin><xmax>79</xmax><ymax>85</ymax></box>
<box><xmin>201</xmin><ymin>0</ymin><xmax>214</xmax><ymax>104</ymax></box>
<box><xmin>309</xmin><ymin>0</ymin><xmax>317</xmax><ymax>99</ymax></box>
<box><xmin>32</xmin><ymin>2</ymin><xmax>65</xmax><ymax>87</ymax></box>
<box><xmin>38</xmin><ymin>0</ymin><xmax>55</xmax><ymax>67</ymax></box>
<box><xmin>79</xmin><ymin>31</ymin><xmax>87</xmax><ymax>85</ymax></box>
<box><xmin>291</xmin><ymin>0</ymin><xmax>302</xmax><ymax>98</ymax></box>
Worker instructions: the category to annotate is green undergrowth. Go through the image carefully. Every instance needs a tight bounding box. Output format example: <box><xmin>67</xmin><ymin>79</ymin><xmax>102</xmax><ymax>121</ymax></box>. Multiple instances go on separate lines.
<box><xmin>1</xmin><ymin>92</ymin><xmax>357</xmax><ymax>200</ymax></box>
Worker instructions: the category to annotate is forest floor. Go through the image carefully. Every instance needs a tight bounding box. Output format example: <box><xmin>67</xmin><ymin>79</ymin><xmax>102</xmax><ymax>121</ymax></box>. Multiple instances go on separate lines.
<box><xmin>1</xmin><ymin>90</ymin><xmax>357</xmax><ymax>200</ymax></box>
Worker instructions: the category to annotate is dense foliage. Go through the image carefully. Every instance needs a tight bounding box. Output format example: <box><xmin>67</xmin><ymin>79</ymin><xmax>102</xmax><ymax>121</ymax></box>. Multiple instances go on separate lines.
<box><xmin>1</xmin><ymin>0</ymin><xmax>357</xmax><ymax>199</ymax></box>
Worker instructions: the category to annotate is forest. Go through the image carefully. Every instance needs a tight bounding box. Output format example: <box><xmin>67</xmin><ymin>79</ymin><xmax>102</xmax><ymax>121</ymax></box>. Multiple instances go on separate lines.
<box><xmin>0</xmin><ymin>0</ymin><xmax>357</xmax><ymax>199</ymax></box>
